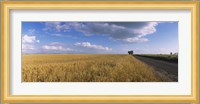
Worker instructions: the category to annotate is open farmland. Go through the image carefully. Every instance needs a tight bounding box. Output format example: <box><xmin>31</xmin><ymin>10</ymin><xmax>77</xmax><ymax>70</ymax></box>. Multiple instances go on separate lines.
<box><xmin>22</xmin><ymin>54</ymin><xmax>172</xmax><ymax>82</ymax></box>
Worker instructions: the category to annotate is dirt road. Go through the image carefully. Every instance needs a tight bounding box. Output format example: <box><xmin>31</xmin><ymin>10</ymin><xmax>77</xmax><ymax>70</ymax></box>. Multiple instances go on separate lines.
<box><xmin>134</xmin><ymin>55</ymin><xmax>178</xmax><ymax>81</ymax></box>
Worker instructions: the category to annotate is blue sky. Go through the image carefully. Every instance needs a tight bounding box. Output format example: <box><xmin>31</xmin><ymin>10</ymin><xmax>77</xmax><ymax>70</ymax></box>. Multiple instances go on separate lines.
<box><xmin>22</xmin><ymin>22</ymin><xmax>178</xmax><ymax>54</ymax></box>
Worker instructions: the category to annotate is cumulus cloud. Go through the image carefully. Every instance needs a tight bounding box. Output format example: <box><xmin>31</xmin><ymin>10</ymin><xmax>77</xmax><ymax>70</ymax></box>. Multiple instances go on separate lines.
<box><xmin>71</xmin><ymin>22</ymin><xmax>158</xmax><ymax>42</ymax></box>
<box><xmin>49</xmin><ymin>42</ymin><xmax>63</xmax><ymax>45</ymax></box>
<box><xmin>51</xmin><ymin>34</ymin><xmax>63</xmax><ymax>37</ymax></box>
<box><xmin>22</xmin><ymin>35</ymin><xmax>40</xmax><ymax>53</ymax></box>
<box><xmin>123</xmin><ymin>37</ymin><xmax>149</xmax><ymax>43</ymax></box>
<box><xmin>43</xmin><ymin>22</ymin><xmax>160</xmax><ymax>43</ymax></box>
<box><xmin>74</xmin><ymin>42</ymin><xmax>112</xmax><ymax>51</ymax></box>
<box><xmin>28</xmin><ymin>29</ymin><xmax>35</xmax><ymax>34</ymax></box>
<box><xmin>22</xmin><ymin>44</ymin><xmax>35</xmax><ymax>50</ymax></box>
<box><xmin>22</xmin><ymin>35</ymin><xmax>40</xmax><ymax>43</ymax></box>
<box><xmin>42</xmin><ymin>45</ymin><xmax>72</xmax><ymax>51</ymax></box>
<box><xmin>51</xmin><ymin>34</ymin><xmax>72</xmax><ymax>38</ymax></box>
<box><xmin>43</xmin><ymin>22</ymin><xmax>70</xmax><ymax>32</ymax></box>
<box><xmin>69</xmin><ymin>22</ymin><xmax>158</xmax><ymax>43</ymax></box>
<box><xmin>42</xmin><ymin>42</ymin><xmax>72</xmax><ymax>51</ymax></box>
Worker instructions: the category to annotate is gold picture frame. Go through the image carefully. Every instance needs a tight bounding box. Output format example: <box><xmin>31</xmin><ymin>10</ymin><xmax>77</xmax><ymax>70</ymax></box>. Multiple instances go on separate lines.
<box><xmin>1</xmin><ymin>1</ymin><xmax>199</xmax><ymax>103</ymax></box>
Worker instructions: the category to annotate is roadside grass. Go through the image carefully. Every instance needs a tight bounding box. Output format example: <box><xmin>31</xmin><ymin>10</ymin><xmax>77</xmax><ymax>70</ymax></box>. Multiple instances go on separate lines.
<box><xmin>134</xmin><ymin>54</ymin><xmax>178</xmax><ymax>63</ymax></box>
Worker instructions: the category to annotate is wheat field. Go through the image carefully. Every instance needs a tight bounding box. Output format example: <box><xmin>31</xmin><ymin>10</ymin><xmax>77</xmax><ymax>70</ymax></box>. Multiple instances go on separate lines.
<box><xmin>22</xmin><ymin>54</ymin><xmax>171</xmax><ymax>82</ymax></box>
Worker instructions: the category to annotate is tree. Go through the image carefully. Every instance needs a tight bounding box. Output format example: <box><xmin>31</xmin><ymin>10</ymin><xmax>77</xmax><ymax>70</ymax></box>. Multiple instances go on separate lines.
<box><xmin>128</xmin><ymin>50</ymin><xmax>133</xmax><ymax>55</ymax></box>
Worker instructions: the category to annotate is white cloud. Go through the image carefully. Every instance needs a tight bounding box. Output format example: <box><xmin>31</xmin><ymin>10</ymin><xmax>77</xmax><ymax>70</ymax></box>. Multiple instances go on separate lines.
<box><xmin>43</xmin><ymin>22</ymin><xmax>70</xmax><ymax>32</ymax></box>
<box><xmin>22</xmin><ymin>44</ymin><xmax>35</xmax><ymax>50</ymax></box>
<box><xmin>51</xmin><ymin>34</ymin><xmax>72</xmax><ymax>38</ymax></box>
<box><xmin>22</xmin><ymin>35</ymin><xmax>40</xmax><ymax>53</ymax></box>
<box><xmin>123</xmin><ymin>37</ymin><xmax>149</xmax><ymax>43</ymax></box>
<box><xmin>74</xmin><ymin>42</ymin><xmax>112</xmax><ymax>51</ymax></box>
<box><xmin>51</xmin><ymin>34</ymin><xmax>63</xmax><ymax>37</ymax></box>
<box><xmin>49</xmin><ymin>42</ymin><xmax>63</xmax><ymax>45</ymax></box>
<box><xmin>42</xmin><ymin>42</ymin><xmax>72</xmax><ymax>51</ymax></box>
<box><xmin>42</xmin><ymin>22</ymin><xmax>162</xmax><ymax>43</ymax></box>
<box><xmin>132</xmin><ymin>22</ymin><xmax>158</xmax><ymax>36</ymax></box>
<box><xmin>68</xmin><ymin>22</ymin><xmax>159</xmax><ymax>43</ymax></box>
<box><xmin>43</xmin><ymin>45</ymin><xmax>64</xmax><ymax>51</ymax></box>
<box><xmin>28</xmin><ymin>29</ymin><xmax>35</xmax><ymax>34</ymax></box>
<box><xmin>22</xmin><ymin>35</ymin><xmax>40</xmax><ymax>43</ymax></box>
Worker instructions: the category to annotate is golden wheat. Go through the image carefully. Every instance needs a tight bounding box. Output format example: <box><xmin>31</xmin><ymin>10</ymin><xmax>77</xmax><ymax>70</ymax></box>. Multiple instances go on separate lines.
<box><xmin>22</xmin><ymin>54</ymin><xmax>171</xmax><ymax>82</ymax></box>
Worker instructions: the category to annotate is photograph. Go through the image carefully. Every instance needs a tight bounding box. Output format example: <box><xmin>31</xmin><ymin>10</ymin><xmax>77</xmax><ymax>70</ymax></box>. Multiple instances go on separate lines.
<box><xmin>2</xmin><ymin>1</ymin><xmax>198</xmax><ymax>102</ymax></box>
<box><xmin>22</xmin><ymin>22</ymin><xmax>178</xmax><ymax>82</ymax></box>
